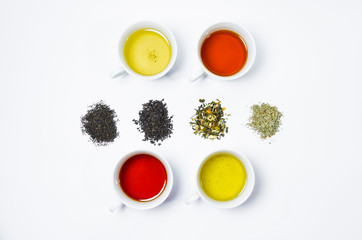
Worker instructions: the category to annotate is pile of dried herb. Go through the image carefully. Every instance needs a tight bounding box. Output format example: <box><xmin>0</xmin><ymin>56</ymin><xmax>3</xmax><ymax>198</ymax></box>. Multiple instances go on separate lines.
<box><xmin>133</xmin><ymin>99</ymin><xmax>173</xmax><ymax>145</ymax></box>
<box><xmin>81</xmin><ymin>101</ymin><xmax>119</xmax><ymax>146</ymax></box>
<box><xmin>247</xmin><ymin>103</ymin><xmax>282</xmax><ymax>139</ymax></box>
<box><xmin>190</xmin><ymin>99</ymin><xmax>229</xmax><ymax>140</ymax></box>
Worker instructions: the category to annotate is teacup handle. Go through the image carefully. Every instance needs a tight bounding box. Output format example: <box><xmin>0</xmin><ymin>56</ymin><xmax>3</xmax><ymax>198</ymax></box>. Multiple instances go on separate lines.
<box><xmin>109</xmin><ymin>202</ymin><xmax>124</xmax><ymax>213</ymax></box>
<box><xmin>189</xmin><ymin>69</ymin><xmax>205</xmax><ymax>82</ymax></box>
<box><xmin>185</xmin><ymin>192</ymin><xmax>200</xmax><ymax>205</ymax></box>
<box><xmin>110</xmin><ymin>66</ymin><xmax>127</xmax><ymax>78</ymax></box>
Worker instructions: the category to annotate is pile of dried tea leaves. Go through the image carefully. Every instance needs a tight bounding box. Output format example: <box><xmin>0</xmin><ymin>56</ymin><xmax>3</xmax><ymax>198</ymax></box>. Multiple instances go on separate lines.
<box><xmin>81</xmin><ymin>101</ymin><xmax>119</xmax><ymax>146</ymax></box>
<box><xmin>247</xmin><ymin>103</ymin><xmax>282</xmax><ymax>139</ymax></box>
<box><xmin>133</xmin><ymin>99</ymin><xmax>173</xmax><ymax>145</ymax></box>
<box><xmin>190</xmin><ymin>99</ymin><xmax>229</xmax><ymax>140</ymax></box>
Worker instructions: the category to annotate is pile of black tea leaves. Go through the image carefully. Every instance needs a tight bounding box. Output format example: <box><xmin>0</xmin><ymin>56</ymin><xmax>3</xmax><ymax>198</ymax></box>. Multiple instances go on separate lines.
<box><xmin>81</xmin><ymin>101</ymin><xmax>119</xmax><ymax>146</ymax></box>
<box><xmin>133</xmin><ymin>99</ymin><xmax>173</xmax><ymax>145</ymax></box>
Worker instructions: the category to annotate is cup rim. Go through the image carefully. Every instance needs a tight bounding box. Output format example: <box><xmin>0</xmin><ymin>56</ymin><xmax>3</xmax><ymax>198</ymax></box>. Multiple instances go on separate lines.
<box><xmin>113</xmin><ymin>150</ymin><xmax>174</xmax><ymax>210</ymax></box>
<box><xmin>119</xmin><ymin>21</ymin><xmax>178</xmax><ymax>80</ymax></box>
<box><xmin>195</xmin><ymin>150</ymin><xmax>255</xmax><ymax>209</ymax></box>
<box><xmin>197</xmin><ymin>22</ymin><xmax>256</xmax><ymax>81</ymax></box>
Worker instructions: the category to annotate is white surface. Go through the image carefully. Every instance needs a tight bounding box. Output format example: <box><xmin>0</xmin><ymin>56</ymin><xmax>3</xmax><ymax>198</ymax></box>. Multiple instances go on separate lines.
<box><xmin>0</xmin><ymin>0</ymin><xmax>362</xmax><ymax>239</ymax></box>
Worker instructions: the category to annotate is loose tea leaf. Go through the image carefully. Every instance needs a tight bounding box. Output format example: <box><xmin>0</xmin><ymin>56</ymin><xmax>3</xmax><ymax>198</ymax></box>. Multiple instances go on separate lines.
<box><xmin>81</xmin><ymin>101</ymin><xmax>119</xmax><ymax>146</ymax></box>
<box><xmin>133</xmin><ymin>99</ymin><xmax>173</xmax><ymax>145</ymax></box>
<box><xmin>247</xmin><ymin>103</ymin><xmax>282</xmax><ymax>139</ymax></box>
<box><xmin>190</xmin><ymin>99</ymin><xmax>229</xmax><ymax>140</ymax></box>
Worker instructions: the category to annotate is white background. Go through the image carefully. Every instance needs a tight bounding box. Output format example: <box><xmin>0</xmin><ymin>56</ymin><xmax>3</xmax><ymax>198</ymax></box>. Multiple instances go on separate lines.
<box><xmin>0</xmin><ymin>0</ymin><xmax>362</xmax><ymax>239</ymax></box>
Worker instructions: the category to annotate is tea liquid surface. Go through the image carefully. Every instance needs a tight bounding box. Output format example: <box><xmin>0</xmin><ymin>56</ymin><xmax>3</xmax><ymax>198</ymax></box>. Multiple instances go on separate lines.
<box><xmin>199</xmin><ymin>153</ymin><xmax>247</xmax><ymax>201</ymax></box>
<box><xmin>124</xmin><ymin>28</ymin><xmax>171</xmax><ymax>76</ymax></box>
<box><xmin>119</xmin><ymin>154</ymin><xmax>167</xmax><ymax>202</ymax></box>
<box><xmin>201</xmin><ymin>30</ymin><xmax>248</xmax><ymax>76</ymax></box>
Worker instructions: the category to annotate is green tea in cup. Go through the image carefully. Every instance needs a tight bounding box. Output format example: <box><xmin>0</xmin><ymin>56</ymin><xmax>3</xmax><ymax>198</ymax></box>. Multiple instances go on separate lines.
<box><xmin>124</xmin><ymin>28</ymin><xmax>171</xmax><ymax>76</ymax></box>
<box><xmin>199</xmin><ymin>152</ymin><xmax>247</xmax><ymax>201</ymax></box>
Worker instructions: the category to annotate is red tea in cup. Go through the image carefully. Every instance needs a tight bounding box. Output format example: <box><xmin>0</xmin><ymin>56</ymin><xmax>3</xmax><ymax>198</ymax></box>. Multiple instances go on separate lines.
<box><xmin>119</xmin><ymin>154</ymin><xmax>167</xmax><ymax>202</ymax></box>
<box><xmin>201</xmin><ymin>30</ymin><xmax>248</xmax><ymax>76</ymax></box>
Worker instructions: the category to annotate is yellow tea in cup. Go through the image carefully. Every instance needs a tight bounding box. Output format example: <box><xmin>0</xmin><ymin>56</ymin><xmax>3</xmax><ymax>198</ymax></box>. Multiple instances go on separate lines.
<box><xmin>124</xmin><ymin>28</ymin><xmax>172</xmax><ymax>76</ymax></box>
<box><xmin>199</xmin><ymin>152</ymin><xmax>247</xmax><ymax>201</ymax></box>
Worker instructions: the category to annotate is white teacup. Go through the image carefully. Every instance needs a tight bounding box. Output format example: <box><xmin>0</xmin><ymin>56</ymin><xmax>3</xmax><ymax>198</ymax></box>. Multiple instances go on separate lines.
<box><xmin>110</xmin><ymin>150</ymin><xmax>173</xmax><ymax>211</ymax></box>
<box><xmin>189</xmin><ymin>22</ymin><xmax>256</xmax><ymax>82</ymax></box>
<box><xmin>111</xmin><ymin>21</ymin><xmax>178</xmax><ymax>80</ymax></box>
<box><xmin>186</xmin><ymin>150</ymin><xmax>255</xmax><ymax>209</ymax></box>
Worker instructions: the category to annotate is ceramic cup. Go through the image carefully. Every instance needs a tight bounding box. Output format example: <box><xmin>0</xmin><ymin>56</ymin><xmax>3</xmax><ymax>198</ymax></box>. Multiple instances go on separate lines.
<box><xmin>111</xmin><ymin>21</ymin><xmax>178</xmax><ymax>80</ymax></box>
<box><xmin>109</xmin><ymin>150</ymin><xmax>173</xmax><ymax>211</ymax></box>
<box><xmin>189</xmin><ymin>22</ymin><xmax>256</xmax><ymax>82</ymax></box>
<box><xmin>185</xmin><ymin>150</ymin><xmax>255</xmax><ymax>209</ymax></box>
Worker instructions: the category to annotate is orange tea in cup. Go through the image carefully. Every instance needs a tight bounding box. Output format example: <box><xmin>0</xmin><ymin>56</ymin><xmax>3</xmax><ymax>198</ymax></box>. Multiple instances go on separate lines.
<box><xmin>200</xmin><ymin>30</ymin><xmax>248</xmax><ymax>76</ymax></box>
